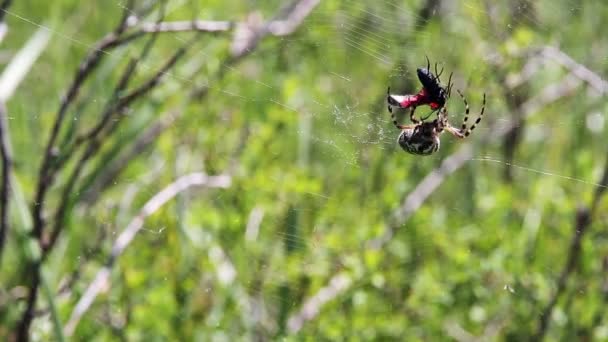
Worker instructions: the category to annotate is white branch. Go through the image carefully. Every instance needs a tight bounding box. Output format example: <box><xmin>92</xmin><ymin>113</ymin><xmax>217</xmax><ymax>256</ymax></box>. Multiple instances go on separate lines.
<box><xmin>287</xmin><ymin>273</ymin><xmax>352</xmax><ymax>333</ymax></box>
<box><xmin>245</xmin><ymin>207</ymin><xmax>264</xmax><ymax>241</ymax></box>
<box><xmin>267</xmin><ymin>0</ymin><xmax>321</xmax><ymax>36</ymax></box>
<box><xmin>139</xmin><ymin>20</ymin><xmax>232</xmax><ymax>33</ymax></box>
<box><xmin>64</xmin><ymin>172</ymin><xmax>231</xmax><ymax>336</ymax></box>
<box><xmin>540</xmin><ymin>46</ymin><xmax>608</xmax><ymax>95</ymax></box>
<box><xmin>0</xmin><ymin>27</ymin><xmax>50</xmax><ymax>102</ymax></box>
<box><xmin>231</xmin><ymin>0</ymin><xmax>320</xmax><ymax>58</ymax></box>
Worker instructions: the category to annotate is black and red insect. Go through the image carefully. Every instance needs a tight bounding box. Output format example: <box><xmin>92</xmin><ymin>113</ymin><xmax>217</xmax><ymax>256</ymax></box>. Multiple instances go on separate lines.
<box><xmin>387</xmin><ymin>57</ymin><xmax>454</xmax><ymax>118</ymax></box>
<box><xmin>385</xmin><ymin>58</ymin><xmax>487</xmax><ymax>155</ymax></box>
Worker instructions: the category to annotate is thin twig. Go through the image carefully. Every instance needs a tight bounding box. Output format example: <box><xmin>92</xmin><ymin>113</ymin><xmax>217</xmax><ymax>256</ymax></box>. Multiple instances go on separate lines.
<box><xmin>0</xmin><ymin>103</ymin><xmax>11</xmax><ymax>263</ymax></box>
<box><xmin>56</xmin><ymin>227</ymin><xmax>107</xmax><ymax>298</ymax></box>
<box><xmin>266</xmin><ymin>0</ymin><xmax>320</xmax><ymax>36</ymax></box>
<box><xmin>0</xmin><ymin>27</ymin><xmax>51</xmax><ymax>102</ymax></box>
<box><xmin>138</xmin><ymin>20</ymin><xmax>232</xmax><ymax>33</ymax></box>
<box><xmin>192</xmin><ymin>0</ymin><xmax>320</xmax><ymax>98</ymax></box>
<box><xmin>534</xmin><ymin>148</ymin><xmax>608</xmax><ymax>339</ymax></box>
<box><xmin>589</xmin><ymin>256</ymin><xmax>608</xmax><ymax>331</ymax></box>
<box><xmin>534</xmin><ymin>207</ymin><xmax>591</xmax><ymax>340</ymax></box>
<box><xmin>286</xmin><ymin>273</ymin><xmax>352</xmax><ymax>333</ymax></box>
<box><xmin>19</xmin><ymin>5</ymin><xmax>136</xmax><ymax>338</ymax></box>
<box><xmin>230</xmin><ymin>0</ymin><xmax>320</xmax><ymax>59</ymax></box>
<box><xmin>32</xmin><ymin>8</ymin><xmax>134</xmax><ymax>243</ymax></box>
<box><xmin>80</xmin><ymin>112</ymin><xmax>178</xmax><ymax>205</ymax></box>
<box><xmin>520</xmin><ymin>73</ymin><xmax>581</xmax><ymax>116</ymax></box>
<box><xmin>0</xmin><ymin>25</ymin><xmax>50</xmax><ymax>262</ymax></box>
<box><xmin>66</xmin><ymin>0</ymin><xmax>316</xmax><ymax>221</ymax></box>
<box><xmin>46</xmin><ymin>42</ymin><xmax>191</xmax><ymax>254</ymax></box>
<box><xmin>46</xmin><ymin>2</ymin><xmax>168</xmax><ymax>186</ymax></box>
<box><xmin>539</xmin><ymin>46</ymin><xmax>608</xmax><ymax>94</ymax></box>
<box><xmin>81</xmin><ymin>31</ymin><xmax>164</xmax><ymax>148</ymax></box>
<box><xmin>0</xmin><ymin>0</ymin><xmax>12</xmax><ymax>24</ymax></box>
<box><xmin>73</xmin><ymin>58</ymin><xmax>140</xmax><ymax>146</ymax></box>
<box><xmin>64</xmin><ymin>172</ymin><xmax>231</xmax><ymax>336</ymax></box>
<box><xmin>245</xmin><ymin>207</ymin><xmax>265</xmax><ymax>241</ymax></box>
<box><xmin>50</xmin><ymin>9</ymin><xmax>171</xmax><ymax>187</ymax></box>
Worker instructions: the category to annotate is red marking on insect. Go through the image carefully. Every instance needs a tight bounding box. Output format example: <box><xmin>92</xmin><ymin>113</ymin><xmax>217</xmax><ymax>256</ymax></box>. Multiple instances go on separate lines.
<box><xmin>429</xmin><ymin>102</ymin><xmax>441</xmax><ymax>110</ymax></box>
<box><xmin>387</xmin><ymin>87</ymin><xmax>433</xmax><ymax>112</ymax></box>
<box><xmin>386</xmin><ymin>57</ymin><xmax>453</xmax><ymax>117</ymax></box>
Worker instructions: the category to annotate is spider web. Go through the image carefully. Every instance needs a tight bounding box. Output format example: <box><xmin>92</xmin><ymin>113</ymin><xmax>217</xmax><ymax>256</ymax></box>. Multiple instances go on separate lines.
<box><xmin>3</xmin><ymin>0</ymin><xmax>608</xmax><ymax>340</ymax></box>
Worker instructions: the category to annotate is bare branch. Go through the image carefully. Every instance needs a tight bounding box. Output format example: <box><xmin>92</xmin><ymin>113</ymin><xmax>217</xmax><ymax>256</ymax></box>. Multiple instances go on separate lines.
<box><xmin>230</xmin><ymin>0</ymin><xmax>321</xmax><ymax>59</ymax></box>
<box><xmin>0</xmin><ymin>26</ymin><xmax>50</xmax><ymax>261</ymax></box>
<box><xmin>534</xmin><ymin>147</ymin><xmax>608</xmax><ymax>339</ymax></box>
<box><xmin>18</xmin><ymin>10</ymin><xmax>139</xmax><ymax>340</ymax></box>
<box><xmin>191</xmin><ymin>0</ymin><xmax>320</xmax><ymax>99</ymax></box>
<box><xmin>118</xmin><ymin>46</ymin><xmax>189</xmax><ymax>107</ymax></box>
<box><xmin>64</xmin><ymin>172</ymin><xmax>231</xmax><ymax>336</ymax></box>
<box><xmin>56</xmin><ymin>226</ymin><xmax>107</xmax><ymax>299</ymax></box>
<box><xmin>73</xmin><ymin>30</ymin><xmax>170</xmax><ymax>149</ymax></box>
<box><xmin>245</xmin><ymin>207</ymin><xmax>265</xmax><ymax>241</ymax></box>
<box><xmin>0</xmin><ymin>103</ymin><xmax>11</xmax><ymax>263</ymax></box>
<box><xmin>444</xmin><ymin>321</ymin><xmax>476</xmax><ymax>342</ymax></box>
<box><xmin>592</xmin><ymin>149</ymin><xmax>608</xmax><ymax>208</ymax></box>
<box><xmin>539</xmin><ymin>46</ymin><xmax>608</xmax><ymax>94</ymax></box>
<box><xmin>0</xmin><ymin>0</ymin><xmax>12</xmax><ymax>24</ymax></box>
<box><xmin>16</xmin><ymin>261</ymin><xmax>41</xmax><ymax>341</ymax></box>
<box><xmin>287</xmin><ymin>273</ymin><xmax>352</xmax><ymax>333</ymax></box>
<box><xmin>534</xmin><ymin>207</ymin><xmax>591</xmax><ymax>339</ymax></box>
<box><xmin>49</xmin><ymin>9</ymin><xmax>172</xmax><ymax>185</ymax></box>
<box><xmin>139</xmin><ymin>20</ymin><xmax>232</xmax><ymax>33</ymax></box>
<box><xmin>17</xmin><ymin>0</ymin><xmax>319</xmax><ymax>338</ymax></box>
<box><xmin>46</xmin><ymin>43</ymin><xmax>190</xmax><ymax>254</ymax></box>
<box><xmin>444</xmin><ymin>316</ymin><xmax>506</xmax><ymax>342</ymax></box>
<box><xmin>520</xmin><ymin>73</ymin><xmax>581</xmax><ymax>116</ymax></box>
<box><xmin>0</xmin><ymin>27</ymin><xmax>50</xmax><ymax>102</ymax></box>
<box><xmin>392</xmin><ymin>145</ymin><xmax>473</xmax><ymax>226</ymax></box>
<box><xmin>21</xmin><ymin>12</ymin><xmax>178</xmax><ymax>339</ymax></box>
<box><xmin>80</xmin><ymin>112</ymin><xmax>178</xmax><ymax>205</ymax></box>
<box><xmin>267</xmin><ymin>0</ymin><xmax>320</xmax><ymax>36</ymax></box>
<box><xmin>32</xmin><ymin>15</ymin><xmax>134</xmax><ymax>243</ymax></box>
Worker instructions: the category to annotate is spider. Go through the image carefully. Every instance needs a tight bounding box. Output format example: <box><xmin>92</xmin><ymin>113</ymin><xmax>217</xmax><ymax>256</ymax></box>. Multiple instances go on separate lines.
<box><xmin>387</xmin><ymin>57</ymin><xmax>454</xmax><ymax>120</ymax></box>
<box><xmin>391</xmin><ymin>90</ymin><xmax>486</xmax><ymax>155</ymax></box>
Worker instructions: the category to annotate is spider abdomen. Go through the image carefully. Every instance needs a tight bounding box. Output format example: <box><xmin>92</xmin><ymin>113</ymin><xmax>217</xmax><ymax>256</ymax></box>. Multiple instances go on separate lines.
<box><xmin>398</xmin><ymin>125</ymin><xmax>440</xmax><ymax>155</ymax></box>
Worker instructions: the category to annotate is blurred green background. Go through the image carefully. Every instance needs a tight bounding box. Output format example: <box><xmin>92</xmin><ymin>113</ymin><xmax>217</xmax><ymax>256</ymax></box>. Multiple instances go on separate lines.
<box><xmin>1</xmin><ymin>0</ymin><xmax>608</xmax><ymax>340</ymax></box>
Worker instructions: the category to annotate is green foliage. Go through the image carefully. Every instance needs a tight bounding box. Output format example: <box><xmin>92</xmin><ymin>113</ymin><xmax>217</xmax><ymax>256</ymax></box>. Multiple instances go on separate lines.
<box><xmin>1</xmin><ymin>0</ymin><xmax>608</xmax><ymax>341</ymax></box>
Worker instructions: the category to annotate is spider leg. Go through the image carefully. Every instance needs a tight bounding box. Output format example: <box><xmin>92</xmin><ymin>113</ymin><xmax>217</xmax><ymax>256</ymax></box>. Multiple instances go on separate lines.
<box><xmin>419</xmin><ymin>108</ymin><xmax>438</xmax><ymax>121</ymax></box>
<box><xmin>387</xmin><ymin>87</ymin><xmax>393</xmax><ymax>113</ymax></box>
<box><xmin>390</xmin><ymin>105</ymin><xmax>418</xmax><ymax>129</ymax></box>
<box><xmin>456</xmin><ymin>89</ymin><xmax>470</xmax><ymax>132</ymax></box>
<box><xmin>454</xmin><ymin>90</ymin><xmax>486</xmax><ymax>137</ymax></box>
<box><xmin>391</xmin><ymin>110</ymin><xmax>403</xmax><ymax>129</ymax></box>
<box><xmin>446</xmin><ymin>72</ymin><xmax>454</xmax><ymax>98</ymax></box>
<box><xmin>425</xmin><ymin>55</ymin><xmax>430</xmax><ymax>72</ymax></box>
<box><xmin>434</xmin><ymin>62</ymin><xmax>444</xmax><ymax>82</ymax></box>
<box><xmin>435</xmin><ymin>107</ymin><xmax>448</xmax><ymax>134</ymax></box>
<box><xmin>432</xmin><ymin>106</ymin><xmax>463</xmax><ymax>139</ymax></box>
<box><xmin>409</xmin><ymin>106</ymin><xmax>420</xmax><ymax>124</ymax></box>
<box><xmin>444</xmin><ymin>124</ymin><xmax>465</xmax><ymax>139</ymax></box>
<box><xmin>462</xmin><ymin>92</ymin><xmax>486</xmax><ymax>137</ymax></box>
